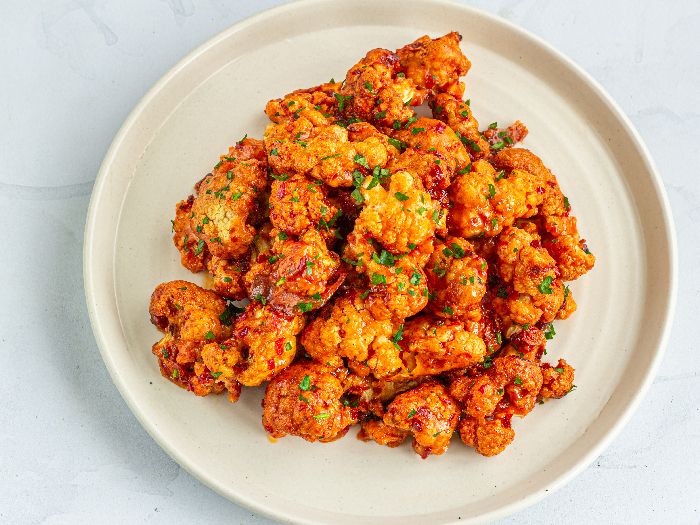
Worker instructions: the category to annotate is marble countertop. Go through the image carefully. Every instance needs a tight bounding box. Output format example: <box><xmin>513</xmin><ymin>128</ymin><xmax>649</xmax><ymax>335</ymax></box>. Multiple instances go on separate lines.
<box><xmin>2</xmin><ymin>0</ymin><xmax>697</xmax><ymax>523</ymax></box>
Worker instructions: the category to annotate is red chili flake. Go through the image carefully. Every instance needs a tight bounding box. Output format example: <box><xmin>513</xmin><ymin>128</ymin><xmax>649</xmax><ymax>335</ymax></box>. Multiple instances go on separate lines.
<box><xmin>267</xmin><ymin>359</ymin><xmax>276</xmax><ymax>371</ymax></box>
<box><xmin>435</xmin><ymin>122</ymin><xmax>446</xmax><ymax>134</ymax></box>
<box><xmin>479</xmin><ymin>384</ymin><xmax>488</xmax><ymax>394</ymax></box>
<box><xmin>536</xmin><ymin>186</ymin><xmax>545</xmax><ymax>194</ymax></box>
<box><xmin>547</xmin><ymin>181</ymin><xmax>557</xmax><ymax>188</ymax></box>
<box><xmin>530</xmin><ymin>239</ymin><xmax>542</xmax><ymax>249</ymax></box>
<box><xmin>502</xmin><ymin>413</ymin><xmax>513</xmax><ymax>428</ymax></box>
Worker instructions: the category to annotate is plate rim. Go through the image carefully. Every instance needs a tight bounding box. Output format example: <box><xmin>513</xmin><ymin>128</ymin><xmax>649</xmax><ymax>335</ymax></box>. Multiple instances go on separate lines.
<box><xmin>83</xmin><ymin>0</ymin><xmax>678</xmax><ymax>523</ymax></box>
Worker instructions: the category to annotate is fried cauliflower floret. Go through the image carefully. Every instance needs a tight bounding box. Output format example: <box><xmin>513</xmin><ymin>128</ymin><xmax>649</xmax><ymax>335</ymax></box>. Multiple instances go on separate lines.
<box><xmin>201</xmin><ymin>301</ymin><xmax>305</xmax><ymax>387</ymax></box>
<box><xmin>301</xmin><ymin>290</ymin><xmax>404</xmax><ymax>379</ymax></box>
<box><xmin>430</xmin><ymin>92</ymin><xmax>489</xmax><ymax>160</ymax></box>
<box><xmin>389</xmin><ymin>316</ymin><xmax>486</xmax><ymax>380</ymax></box>
<box><xmin>449</xmin><ymin>355</ymin><xmax>551</xmax><ymax>456</ymax></box>
<box><xmin>425</xmin><ymin>237</ymin><xmax>487</xmax><ymax>318</ymax></box>
<box><xmin>340</xmin><ymin>48</ymin><xmax>422</xmax><ymax>130</ymax></box>
<box><xmin>262</xmin><ymin>361</ymin><xmax>358</xmax><ymax>442</ymax></box>
<box><xmin>396</xmin><ymin>31</ymin><xmax>471</xmax><ymax>100</ymax></box>
<box><xmin>355</xmin><ymin>169</ymin><xmax>444</xmax><ymax>254</ymax></box>
<box><xmin>448</xmin><ymin>159</ymin><xmax>545</xmax><ymax>239</ymax></box>
<box><xmin>459</xmin><ymin>416</ymin><xmax>515</xmax><ymax>457</ymax></box>
<box><xmin>482</xmin><ymin>121</ymin><xmax>529</xmax><ymax>153</ymax></box>
<box><xmin>492</xmin><ymin>148</ymin><xmax>564</xmax><ymax>217</ymax></box>
<box><xmin>265</xmin><ymin>83</ymin><xmax>342</xmax><ymax>124</ymax></box>
<box><xmin>264</xmin><ymin>115</ymin><xmax>397</xmax><ymax>187</ymax></box>
<box><xmin>388</xmin><ymin>117</ymin><xmax>470</xmax><ymax>207</ymax></box>
<box><xmin>539</xmin><ymin>359</ymin><xmax>575</xmax><ymax>399</ymax></box>
<box><xmin>494</xmin><ymin>226</ymin><xmax>565</xmax><ymax>324</ymax></box>
<box><xmin>268</xmin><ymin>173</ymin><xmax>340</xmax><ymax>241</ymax></box>
<box><xmin>149</xmin><ymin>280</ymin><xmax>241</xmax><ymax>401</ymax></box>
<box><xmin>382</xmin><ymin>382</ymin><xmax>460</xmax><ymax>458</ymax></box>
<box><xmin>500</xmin><ymin>325</ymin><xmax>548</xmax><ymax>362</ymax></box>
<box><xmin>244</xmin><ymin>227</ymin><xmax>345</xmax><ymax>315</ymax></box>
<box><xmin>186</xmin><ymin>157</ymin><xmax>268</xmax><ymax>259</ymax></box>
<box><xmin>207</xmin><ymin>255</ymin><xmax>249</xmax><ymax>300</ymax></box>
<box><xmin>173</xmin><ymin>195</ymin><xmax>208</xmax><ymax>272</ymax></box>
<box><xmin>357</xmin><ymin>419</ymin><xmax>410</xmax><ymax>448</ymax></box>
<box><xmin>343</xmin><ymin>232</ymin><xmax>429</xmax><ymax>320</ymax></box>
<box><xmin>541</xmin><ymin>214</ymin><xmax>596</xmax><ymax>281</ymax></box>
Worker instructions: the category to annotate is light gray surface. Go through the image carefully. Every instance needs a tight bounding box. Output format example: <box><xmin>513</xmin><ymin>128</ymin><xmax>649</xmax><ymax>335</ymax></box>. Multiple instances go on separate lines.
<box><xmin>1</xmin><ymin>0</ymin><xmax>696</xmax><ymax>524</ymax></box>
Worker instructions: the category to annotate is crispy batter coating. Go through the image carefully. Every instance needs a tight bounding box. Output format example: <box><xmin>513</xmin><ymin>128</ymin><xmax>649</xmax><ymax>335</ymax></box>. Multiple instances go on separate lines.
<box><xmin>264</xmin><ymin>115</ymin><xmax>397</xmax><ymax>187</ymax></box>
<box><xmin>268</xmin><ymin>173</ymin><xmax>340</xmax><ymax>240</ymax></box>
<box><xmin>396</xmin><ymin>32</ymin><xmax>470</xmax><ymax>100</ymax></box>
<box><xmin>149</xmin><ymin>281</ymin><xmax>241</xmax><ymax>401</ymax></box>
<box><xmin>340</xmin><ymin>48</ymin><xmax>422</xmax><ymax>130</ymax></box>
<box><xmin>459</xmin><ymin>416</ymin><xmax>515</xmax><ymax>457</ymax></box>
<box><xmin>539</xmin><ymin>359</ymin><xmax>575</xmax><ymax>399</ymax></box>
<box><xmin>493</xmin><ymin>226</ymin><xmax>565</xmax><ymax>325</ymax></box>
<box><xmin>382</xmin><ymin>382</ymin><xmax>460</xmax><ymax>458</ymax></box>
<box><xmin>391</xmin><ymin>316</ymin><xmax>487</xmax><ymax>379</ymax></box>
<box><xmin>245</xmin><ymin>228</ymin><xmax>345</xmax><ymax>315</ymax></box>
<box><xmin>265</xmin><ymin>83</ymin><xmax>342</xmax><ymax>124</ymax></box>
<box><xmin>180</xmin><ymin>155</ymin><xmax>268</xmax><ymax>261</ymax></box>
<box><xmin>482</xmin><ymin>121</ymin><xmax>529</xmax><ymax>154</ymax></box>
<box><xmin>354</xmin><ymin>168</ymin><xmax>444</xmax><ymax>254</ymax></box>
<box><xmin>201</xmin><ymin>301</ymin><xmax>305</xmax><ymax>387</ymax></box>
<box><xmin>301</xmin><ymin>289</ymin><xmax>404</xmax><ymax>379</ymax></box>
<box><xmin>262</xmin><ymin>361</ymin><xmax>358</xmax><ymax>442</ymax></box>
<box><xmin>430</xmin><ymin>92</ymin><xmax>489</xmax><ymax>160</ymax></box>
<box><xmin>425</xmin><ymin>237</ymin><xmax>487</xmax><ymax>318</ymax></box>
<box><xmin>357</xmin><ymin>419</ymin><xmax>410</xmax><ymax>448</ymax></box>
<box><xmin>448</xmin><ymin>159</ymin><xmax>546</xmax><ymax>239</ymax></box>
<box><xmin>343</xmin><ymin>232</ymin><xmax>430</xmax><ymax>321</ymax></box>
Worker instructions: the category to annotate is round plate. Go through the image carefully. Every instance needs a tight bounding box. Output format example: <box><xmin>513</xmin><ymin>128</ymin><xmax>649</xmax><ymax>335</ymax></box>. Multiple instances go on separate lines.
<box><xmin>83</xmin><ymin>1</ymin><xmax>677</xmax><ymax>523</ymax></box>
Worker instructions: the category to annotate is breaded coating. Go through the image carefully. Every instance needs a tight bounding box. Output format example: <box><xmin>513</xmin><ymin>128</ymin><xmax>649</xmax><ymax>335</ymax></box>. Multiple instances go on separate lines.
<box><xmin>425</xmin><ymin>237</ymin><xmax>487</xmax><ymax>318</ymax></box>
<box><xmin>396</xmin><ymin>32</ymin><xmax>470</xmax><ymax>100</ymax></box>
<box><xmin>357</xmin><ymin>419</ymin><xmax>410</xmax><ymax>448</ymax></box>
<box><xmin>187</xmin><ymin>156</ymin><xmax>269</xmax><ymax>260</ymax></box>
<box><xmin>539</xmin><ymin>359</ymin><xmax>575</xmax><ymax>399</ymax></box>
<box><xmin>482</xmin><ymin>121</ymin><xmax>529</xmax><ymax>154</ymax></box>
<box><xmin>430</xmin><ymin>92</ymin><xmax>489</xmax><ymax>160</ymax></box>
<box><xmin>448</xmin><ymin>159</ymin><xmax>545</xmax><ymax>239</ymax></box>
<box><xmin>500</xmin><ymin>325</ymin><xmax>548</xmax><ymax>362</ymax></box>
<box><xmin>355</xmin><ymin>168</ymin><xmax>445</xmax><ymax>254</ymax></box>
<box><xmin>207</xmin><ymin>255</ymin><xmax>249</xmax><ymax>300</ymax></box>
<box><xmin>262</xmin><ymin>361</ymin><xmax>358</xmax><ymax>442</ymax></box>
<box><xmin>201</xmin><ymin>301</ymin><xmax>305</xmax><ymax>387</ymax></box>
<box><xmin>493</xmin><ymin>226</ymin><xmax>565</xmax><ymax>325</ymax></box>
<box><xmin>541</xmin><ymin>214</ymin><xmax>596</xmax><ymax>281</ymax></box>
<box><xmin>459</xmin><ymin>416</ymin><xmax>515</xmax><ymax>457</ymax></box>
<box><xmin>264</xmin><ymin>115</ymin><xmax>397</xmax><ymax>187</ymax></box>
<box><xmin>389</xmin><ymin>117</ymin><xmax>470</xmax><ymax>208</ymax></box>
<box><xmin>149</xmin><ymin>280</ymin><xmax>241</xmax><ymax>402</ymax></box>
<box><xmin>340</xmin><ymin>48</ymin><xmax>422</xmax><ymax>130</ymax></box>
<box><xmin>244</xmin><ymin>228</ymin><xmax>345</xmax><ymax>315</ymax></box>
<box><xmin>301</xmin><ymin>290</ymin><xmax>404</xmax><ymax>379</ymax></box>
<box><xmin>382</xmin><ymin>382</ymin><xmax>461</xmax><ymax>458</ymax></box>
<box><xmin>265</xmin><ymin>82</ymin><xmax>342</xmax><ymax>124</ymax></box>
<box><xmin>390</xmin><ymin>316</ymin><xmax>487</xmax><ymax>379</ymax></box>
<box><xmin>343</xmin><ymin>232</ymin><xmax>429</xmax><ymax>321</ymax></box>
<box><xmin>268</xmin><ymin>173</ymin><xmax>340</xmax><ymax>241</ymax></box>
<box><xmin>173</xmin><ymin>195</ymin><xmax>208</xmax><ymax>272</ymax></box>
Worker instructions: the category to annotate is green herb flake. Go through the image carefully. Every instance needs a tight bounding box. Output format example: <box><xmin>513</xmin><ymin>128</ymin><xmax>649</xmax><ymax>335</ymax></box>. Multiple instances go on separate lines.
<box><xmin>205</xmin><ymin>331</ymin><xmax>216</xmax><ymax>340</ymax></box>
<box><xmin>407</xmin><ymin>409</ymin><xmax>417</xmax><ymax>418</ymax></box>
<box><xmin>394</xmin><ymin>191</ymin><xmax>410</xmax><ymax>202</ymax></box>
<box><xmin>371</xmin><ymin>273</ymin><xmax>387</xmax><ymax>286</ymax></box>
<box><xmin>538</xmin><ymin>276</ymin><xmax>554</xmax><ymax>295</ymax></box>
<box><xmin>313</xmin><ymin>413</ymin><xmax>330</xmax><ymax>420</ymax></box>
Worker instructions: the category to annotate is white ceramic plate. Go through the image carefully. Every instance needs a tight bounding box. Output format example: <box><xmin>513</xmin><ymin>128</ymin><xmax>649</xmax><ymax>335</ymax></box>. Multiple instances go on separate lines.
<box><xmin>83</xmin><ymin>1</ymin><xmax>677</xmax><ymax>523</ymax></box>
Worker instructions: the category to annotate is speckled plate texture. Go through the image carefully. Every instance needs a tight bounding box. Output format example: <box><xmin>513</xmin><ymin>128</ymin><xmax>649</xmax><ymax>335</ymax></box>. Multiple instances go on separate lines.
<box><xmin>83</xmin><ymin>0</ymin><xmax>677</xmax><ymax>523</ymax></box>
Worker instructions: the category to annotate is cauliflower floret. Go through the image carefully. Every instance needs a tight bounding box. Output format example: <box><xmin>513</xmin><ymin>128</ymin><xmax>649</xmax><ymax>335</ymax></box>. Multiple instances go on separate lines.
<box><xmin>389</xmin><ymin>316</ymin><xmax>487</xmax><ymax>379</ymax></box>
<box><xmin>342</xmin><ymin>232</ymin><xmax>430</xmax><ymax>321</ymax></box>
<box><xmin>430</xmin><ymin>92</ymin><xmax>489</xmax><ymax>160</ymax></box>
<box><xmin>355</xmin><ymin>168</ymin><xmax>444</xmax><ymax>254</ymax></box>
<box><xmin>425</xmin><ymin>237</ymin><xmax>487</xmax><ymax>318</ymax></box>
<box><xmin>382</xmin><ymin>382</ymin><xmax>461</xmax><ymax>458</ymax></box>
<box><xmin>262</xmin><ymin>361</ymin><xmax>358</xmax><ymax>442</ymax></box>
<box><xmin>539</xmin><ymin>359</ymin><xmax>575</xmax><ymax>399</ymax></box>
<box><xmin>301</xmin><ymin>290</ymin><xmax>404</xmax><ymax>379</ymax></box>
<box><xmin>481</xmin><ymin>121</ymin><xmax>529</xmax><ymax>154</ymax></box>
<box><xmin>149</xmin><ymin>280</ymin><xmax>241</xmax><ymax>401</ymax></box>
<box><xmin>340</xmin><ymin>48</ymin><xmax>422</xmax><ymax>131</ymax></box>
<box><xmin>493</xmin><ymin>226</ymin><xmax>565</xmax><ymax>324</ymax></box>
<box><xmin>396</xmin><ymin>32</ymin><xmax>470</xmax><ymax>100</ymax></box>
<box><xmin>357</xmin><ymin>419</ymin><xmax>410</xmax><ymax>448</ymax></box>
<box><xmin>265</xmin><ymin>83</ymin><xmax>342</xmax><ymax>124</ymax></box>
<box><xmin>201</xmin><ymin>301</ymin><xmax>305</xmax><ymax>387</ymax></box>
<box><xmin>264</xmin><ymin>114</ymin><xmax>397</xmax><ymax>188</ymax></box>
<box><xmin>244</xmin><ymin>227</ymin><xmax>345</xmax><ymax>315</ymax></box>
<box><xmin>448</xmin><ymin>159</ymin><xmax>545</xmax><ymax>239</ymax></box>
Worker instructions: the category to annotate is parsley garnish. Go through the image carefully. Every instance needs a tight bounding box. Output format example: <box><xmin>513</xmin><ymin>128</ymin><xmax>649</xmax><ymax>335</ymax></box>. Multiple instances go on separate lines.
<box><xmin>394</xmin><ymin>192</ymin><xmax>409</xmax><ymax>202</ymax></box>
<box><xmin>538</xmin><ymin>276</ymin><xmax>554</xmax><ymax>295</ymax></box>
